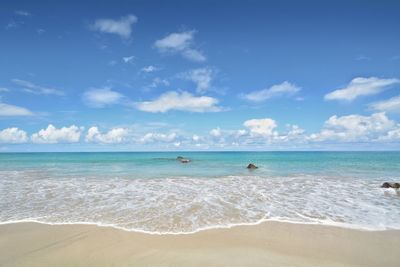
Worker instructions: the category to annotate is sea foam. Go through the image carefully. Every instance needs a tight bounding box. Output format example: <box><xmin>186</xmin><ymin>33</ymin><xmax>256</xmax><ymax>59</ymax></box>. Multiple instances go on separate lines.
<box><xmin>1</xmin><ymin>170</ymin><xmax>399</xmax><ymax>234</ymax></box>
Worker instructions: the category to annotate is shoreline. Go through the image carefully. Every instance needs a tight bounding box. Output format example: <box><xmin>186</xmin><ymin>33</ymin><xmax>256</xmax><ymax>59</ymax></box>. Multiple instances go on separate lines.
<box><xmin>0</xmin><ymin>217</ymin><xmax>396</xmax><ymax>235</ymax></box>
<box><xmin>1</xmin><ymin>221</ymin><xmax>399</xmax><ymax>267</ymax></box>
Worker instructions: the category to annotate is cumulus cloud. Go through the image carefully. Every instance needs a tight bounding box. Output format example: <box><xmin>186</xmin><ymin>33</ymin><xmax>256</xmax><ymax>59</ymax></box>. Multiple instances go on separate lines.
<box><xmin>12</xmin><ymin>79</ymin><xmax>64</xmax><ymax>96</ymax></box>
<box><xmin>309</xmin><ymin>112</ymin><xmax>395</xmax><ymax>142</ymax></box>
<box><xmin>192</xmin><ymin>134</ymin><xmax>201</xmax><ymax>142</ymax></box>
<box><xmin>181</xmin><ymin>49</ymin><xmax>207</xmax><ymax>62</ymax></box>
<box><xmin>244</xmin><ymin>118</ymin><xmax>278</xmax><ymax>137</ymax></box>
<box><xmin>0</xmin><ymin>128</ymin><xmax>28</xmax><ymax>144</ymax></box>
<box><xmin>83</xmin><ymin>88</ymin><xmax>125</xmax><ymax>108</ymax></box>
<box><xmin>181</xmin><ymin>68</ymin><xmax>213</xmax><ymax>93</ymax></box>
<box><xmin>31</xmin><ymin>124</ymin><xmax>83</xmax><ymax>144</ymax></box>
<box><xmin>380</xmin><ymin>128</ymin><xmax>400</xmax><ymax>141</ymax></box>
<box><xmin>370</xmin><ymin>95</ymin><xmax>400</xmax><ymax>113</ymax></box>
<box><xmin>85</xmin><ymin>126</ymin><xmax>128</xmax><ymax>144</ymax></box>
<box><xmin>0</xmin><ymin>103</ymin><xmax>33</xmax><ymax>116</ymax></box>
<box><xmin>140</xmin><ymin>132</ymin><xmax>177</xmax><ymax>143</ymax></box>
<box><xmin>210</xmin><ymin>114</ymin><xmax>400</xmax><ymax>147</ymax></box>
<box><xmin>209</xmin><ymin>127</ymin><xmax>221</xmax><ymax>137</ymax></box>
<box><xmin>324</xmin><ymin>77</ymin><xmax>399</xmax><ymax>101</ymax></box>
<box><xmin>136</xmin><ymin>91</ymin><xmax>222</xmax><ymax>113</ymax></box>
<box><xmin>242</xmin><ymin>81</ymin><xmax>300</xmax><ymax>102</ymax></box>
<box><xmin>235</xmin><ymin>129</ymin><xmax>247</xmax><ymax>138</ymax></box>
<box><xmin>90</xmin><ymin>14</ymin><xmax>137</xmax><ymax>39</ymax></box>
<box><xmin>155</xmin><ymin>31</ymin><xmax>193</xmax><ymax>50</ymax></box>
<box><xmin>276</xmin><ymin>125</ymin><xmax>306</xmax><ymax>142</ymax></box>
<box><xmin>154</xmin><ymin>31</ymin><xmax>206</xmax><ymax>62</ymax></box>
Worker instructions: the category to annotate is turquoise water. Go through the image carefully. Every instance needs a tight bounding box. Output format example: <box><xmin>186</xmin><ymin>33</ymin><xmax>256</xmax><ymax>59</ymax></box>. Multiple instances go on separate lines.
<box><xmin>1</xmin><ymin>151</ymin><xmax>399</xmax><ymax>178</ymax></box>
<box><xmin>0</xmin><ymin>152</ymin><xmax>399</xmax><ymax>233</ymax></box>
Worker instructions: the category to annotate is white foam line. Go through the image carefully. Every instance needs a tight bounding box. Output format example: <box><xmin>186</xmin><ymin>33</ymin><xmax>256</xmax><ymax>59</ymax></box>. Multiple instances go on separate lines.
<box><xmin>0</xmin><ymin>217</ymin><xmax>393</xmax><ymax>235</ymax></box>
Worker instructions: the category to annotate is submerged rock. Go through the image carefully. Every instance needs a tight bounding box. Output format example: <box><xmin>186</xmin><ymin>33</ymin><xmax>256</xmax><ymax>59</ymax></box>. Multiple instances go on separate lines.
<box><xmin>381</xmin><ymin>182</ymin><xmax>400</xmax><ymax>189</ymax></box>
<box><xmin>247</xmin><ymin>163</ymin><xmax>258</xmax><ymax>169</ymax></box>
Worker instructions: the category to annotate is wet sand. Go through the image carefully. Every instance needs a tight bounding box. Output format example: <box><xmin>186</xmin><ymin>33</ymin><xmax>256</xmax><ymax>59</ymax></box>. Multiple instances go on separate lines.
<box><xmin>0</xmin><ymin>221</ymin><xmax>399</xmax><ymax>267</ymax></box>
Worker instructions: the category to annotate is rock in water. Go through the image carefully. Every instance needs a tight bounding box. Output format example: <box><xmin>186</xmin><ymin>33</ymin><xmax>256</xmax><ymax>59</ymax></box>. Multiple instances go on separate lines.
<box><xmin>381</xmin><ymin>182</ymin><xmax>400</xmax><ymax>189</ymax></box>
<box><xmin>247</xmin><ymin>163</ymin><xmax>258</xmax><ymax>169</ymax></box>
<box><xmin>177</xmin><ymin>156</ymin><xmax>190</xmax><ymax>163</ymax></box>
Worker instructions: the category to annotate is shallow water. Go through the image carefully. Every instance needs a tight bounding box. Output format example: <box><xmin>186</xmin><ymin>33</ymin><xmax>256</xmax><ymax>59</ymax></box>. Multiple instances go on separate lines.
<box><xmin>0</xmin><ymin>152</ymin><xmax>399</xmax><ymax>233</ymax></box>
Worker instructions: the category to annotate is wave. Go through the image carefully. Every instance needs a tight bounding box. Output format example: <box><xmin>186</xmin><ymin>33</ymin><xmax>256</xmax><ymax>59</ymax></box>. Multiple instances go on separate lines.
<box><xmin>1</xmin><ymin>171</ymin><xmax>399</xmax><ymax>234</ymax></box>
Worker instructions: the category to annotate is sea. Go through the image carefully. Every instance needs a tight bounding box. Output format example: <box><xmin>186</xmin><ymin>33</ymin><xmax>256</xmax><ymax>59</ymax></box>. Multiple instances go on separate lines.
<box><xmin>0</xmin><ymin>151</ymin><xmax>399</xmax><ymax>234</ymax></box>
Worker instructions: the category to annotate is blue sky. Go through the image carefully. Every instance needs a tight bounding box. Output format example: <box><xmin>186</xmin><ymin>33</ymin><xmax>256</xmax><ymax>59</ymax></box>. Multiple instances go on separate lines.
<box><xmin>1</xmin><ymin>0</ymin><xmax>400</xmax><ymax>151</ymax></box>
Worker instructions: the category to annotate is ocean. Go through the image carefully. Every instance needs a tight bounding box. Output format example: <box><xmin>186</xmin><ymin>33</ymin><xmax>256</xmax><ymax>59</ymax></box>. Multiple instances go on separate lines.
<box><xmin>0</xmin><ymin>152</ymin><xmax>399</xmax><ymax>234</ymax></box>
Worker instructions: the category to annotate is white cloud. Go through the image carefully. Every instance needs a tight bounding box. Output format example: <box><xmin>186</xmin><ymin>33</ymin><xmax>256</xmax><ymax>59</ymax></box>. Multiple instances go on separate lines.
<box><xmin>192</xmin><ymin>134</ymin><xmax>201</xmax><ymax>142</ymax></box>
<box><xmin>244</xmin><ymin>118</ymin><xmax>277</xmax><ymax>137</ymax></box>
<box><xmin>15</xmin><ymin>10</ymin><xmax>30</xmax><ymax>16</ymax></box>
<box><xmin>380</xmin><ymin>128</ymin><xmax>400</xmax><ymax>141</ymax></box>
<box><xmin>355</xmin><ymin>55</ymin><xmax>371</xmax><ymax>61</ymax></box>
<box><xmin>0</xmin><ymin>103</ymin><xmax>33</xmax><ymax>116</ymax></box>
<box><xmin>286</xmin><ymin>125</ymin><xmax>305</xmax><ymax>136</ymax></box>
<box><xmin>276</xmin><ymin>125</ymin><xmax>306</xmax><ymax>142</ymax></box>
<box><xmin>182</xmin><ymin>48</ymin><xmax>207</xmax><ymax>62</ymax></box>
<box><xmin>12</xmin><ymin>79</ymin><xmax>64</xmax><ymax>96</ymax></box>
<box><xmin>141</xmin><ymin>65</ymin><xmax>159</xmax><ymax>73</ymax></box>
<box><xmin>0</xmin><ymin>87</ymin><xmax>10</xmax><ymax>92</ymax></box>
<box><xmin>155</xmin><ymin>31</ymin><xmax>193</xmax><ymax>50</ymax></box>
<box><xmin>235</xmin><ymin>129</ymin><xmax>247</xmax><ymax>137</ymax></box>
<box><xmin>209</xmin><ymin>127</ymin><xmax>221</xmax><ymax>137</ymax></box>
<box><xmin>136</xmin><ymin>91</ymin><xmax>222</xmax><ymax>113</ymax></box>
<box><xmin>85</xmin><ymin>126</ymin><xmax>128</xmax><ymax>144</ymax></box>
<box><xmin>122</xmin><ymin>56</ymin><xmax>135</xmax><ymax>63</ymax></box>
<box><xmin>243</xmin><ymin>81</ymin><xmax>300</xmax><ymax>102</ymax></box>
<box><xmin>309</xmin><ymin>112</ymin><xmax>395</xmax><ymax>142</ymax></box>
<box><xmin>83</xmin><ymin>88</ymin><xmax>125</xmax><ymax>108</ymax></box>
<box><xmin>0</xmin><ymin>128</ymin><xmax>28</xmax><ymax>144</ymax></box>
<box><xmin>181</xmin><ymin>68</ymin><xmax>213</xmax><ymax>93</ymax></box>
<box><xmin>370</xmin><ymin>95</ymin><xmax>400</xmax><ymax>113</ymax></box>
<box><xmin>145</xmin><ymin>77</ymin><xmax>169</xmax><ymax>90</ymax></box>
<box><xmin>31</xmin><ymin>124</ymin><xmax>83</xmax><ymax>144</ymax></box>
<box><xmin>140</xmin><ymin>132</ymin><xmax>177</xmax><ymax>143</ymax></box>
<box><xmin>90</xmin><ymin>15</ymin><xmax>137</xmax><ymax>39</ymax></box>
<box><xmin>5</xmin><ymin>21</ymin><xmax>18</xmax><ymax>30</ymax></box>
<box><xmin>324</xmin><ymin>77</ymin><xmax>400</xmax><ymax>101</ymax></box>
<box><xmin>154</xmin><ymin>31</ymin><xmax>206</xmax><ymax>62</ymax></box>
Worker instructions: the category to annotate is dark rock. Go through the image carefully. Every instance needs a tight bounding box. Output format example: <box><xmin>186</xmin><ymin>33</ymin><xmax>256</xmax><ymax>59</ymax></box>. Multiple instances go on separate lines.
<box><xmin>247</xmin><ymin>163</ymin><xmax>258</xmax><ymax>169</ymax></box>
<box><xmin>381</xmin><ymin>182</ymin><xmax>400</xmax><ymax>189</ymax></box>
<box><xmin>177</xmin><ymin>156</ymin><xmax>190</xmax><ymax>163</ymax></box>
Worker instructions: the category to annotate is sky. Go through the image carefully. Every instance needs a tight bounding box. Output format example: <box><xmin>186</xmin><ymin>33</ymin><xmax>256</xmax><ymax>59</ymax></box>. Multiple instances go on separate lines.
<box><xmin>1</xmin><ymin>0</ymin><xmax>400</xmax><ymax>151</ymax></box>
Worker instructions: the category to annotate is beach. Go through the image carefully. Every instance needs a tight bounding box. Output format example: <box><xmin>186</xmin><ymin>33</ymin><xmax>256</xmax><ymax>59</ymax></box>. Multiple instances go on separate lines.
<box><xmin>1</xmin><ymin>221</ymin><xmax>399</xmax><ymax>267</ymax></box>
<box><xmin>1</xmin><ymin>152</ymin><xmax>400</xmax><ymax>266</ymax></box>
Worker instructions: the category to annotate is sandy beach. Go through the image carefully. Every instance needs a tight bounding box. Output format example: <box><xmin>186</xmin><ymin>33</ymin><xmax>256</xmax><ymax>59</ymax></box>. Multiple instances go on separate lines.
<box><xmin>1</xmin><ymin>221</ymin><xmax>399</xmax><ymax>267</ymax></box>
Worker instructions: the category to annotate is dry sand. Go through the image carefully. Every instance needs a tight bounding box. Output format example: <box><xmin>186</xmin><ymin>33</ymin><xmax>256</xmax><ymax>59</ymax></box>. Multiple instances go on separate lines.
<box><xmin>0</xmin><ymin>221</ymin><xmax>399</xmax><ymax>267</ymax></box>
